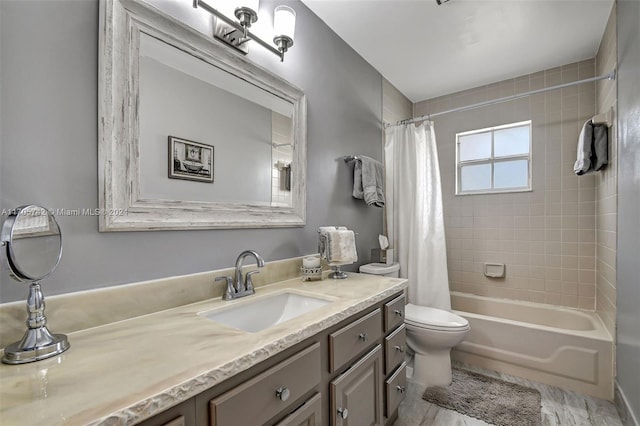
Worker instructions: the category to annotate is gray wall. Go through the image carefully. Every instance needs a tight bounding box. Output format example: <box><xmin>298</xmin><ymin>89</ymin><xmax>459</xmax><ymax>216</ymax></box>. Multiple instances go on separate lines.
<box><xmin>616</xmin><ymin>0</ymin><xmax>640</xmax><ymax>422</ymax></box>
<box><xmin>0</xmin><ymin>0</ymin><xmax>383</xmax><ymax>302</ymax></box>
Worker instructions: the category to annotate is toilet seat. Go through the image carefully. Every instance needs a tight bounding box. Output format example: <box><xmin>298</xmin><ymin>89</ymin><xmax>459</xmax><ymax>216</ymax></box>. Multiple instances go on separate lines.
<box><xmin>405</xmin><ymin>303</ymin><xmax>469</xmax><ymax>332</ymax></box>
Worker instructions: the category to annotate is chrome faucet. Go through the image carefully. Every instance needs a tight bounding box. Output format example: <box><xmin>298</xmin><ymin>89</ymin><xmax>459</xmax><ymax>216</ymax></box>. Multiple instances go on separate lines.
<box><xmin>217</xmin><ymin>250</ymin><xmax>265</xmax><ymax>300</ymax></box>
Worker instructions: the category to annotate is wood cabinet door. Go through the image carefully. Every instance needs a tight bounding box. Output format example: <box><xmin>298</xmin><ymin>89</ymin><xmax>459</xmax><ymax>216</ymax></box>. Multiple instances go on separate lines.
<box><xmin>275</xmin><ymin>393</ymin><xmax>322</xmax><ymax>426</ymax></box>
<box><xmin>330</xmin><ymin>345</ymin><xmax>383</xmax><ymax>426</ymax></box>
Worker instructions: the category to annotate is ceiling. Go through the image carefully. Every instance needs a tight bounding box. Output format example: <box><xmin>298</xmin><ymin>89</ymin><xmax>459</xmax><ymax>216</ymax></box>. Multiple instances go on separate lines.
<box><xmin>301</xmin><ymin>0</ymin><xmax>615</xmax><ymax>102</ymax></box>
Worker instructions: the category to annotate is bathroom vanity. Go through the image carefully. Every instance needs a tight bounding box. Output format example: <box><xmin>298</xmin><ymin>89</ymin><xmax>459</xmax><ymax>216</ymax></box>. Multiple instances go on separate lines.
<box><xmin>0</xmin><ymin>272</ymin><xmax>407</xmax><ymax>425</ymax></box>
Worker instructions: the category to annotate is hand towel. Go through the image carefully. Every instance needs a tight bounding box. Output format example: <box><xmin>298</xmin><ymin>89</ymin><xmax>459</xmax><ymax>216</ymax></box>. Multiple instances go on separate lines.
<box><xmin>326</xmin><ymin>229</ymin><xmax>358</xmax><ymax>265</ymax></box>
<box><xmin>593</xmin><ymin>124</ymin><xmax>608</xmax><ymax>171</ymax></box>
<box><xmin>574</xmin><ymin>120</ymin><xmax>594</xmax><ymax>175</ymax></box>
<box><xmin>318</xmin><ymin>226</ymin><xmax>337</xmax><ymax>259</ymax></box>
<box><xmin>352</xmin><ymin>156</ymin><xmax>385</xmax><ymax>207</ymax></box>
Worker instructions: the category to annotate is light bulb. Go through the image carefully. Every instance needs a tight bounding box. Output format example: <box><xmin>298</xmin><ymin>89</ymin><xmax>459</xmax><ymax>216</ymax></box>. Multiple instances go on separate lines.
<box><xmin>273</xmin><ymin>5</ymin><xmax>296</xmax><ymax>40</ymax></box>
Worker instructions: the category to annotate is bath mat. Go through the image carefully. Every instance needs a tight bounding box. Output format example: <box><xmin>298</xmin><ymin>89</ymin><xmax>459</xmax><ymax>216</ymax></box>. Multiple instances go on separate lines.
<box><xmin>422</xmin><ymin>368</ymin><xmax>541</xmax><ymax>426</ymax></box>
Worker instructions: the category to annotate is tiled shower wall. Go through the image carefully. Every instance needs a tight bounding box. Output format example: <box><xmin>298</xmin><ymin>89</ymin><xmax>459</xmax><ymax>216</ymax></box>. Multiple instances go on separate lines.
<box><xmin>414</xmin><ymin>60</ymin><xmax>598</xmax><ymax>309</ymax></box>
<box><xmin>595</xmin><ymin>5</ymin><xmax>617</xmax><ymax>338</ymax></box>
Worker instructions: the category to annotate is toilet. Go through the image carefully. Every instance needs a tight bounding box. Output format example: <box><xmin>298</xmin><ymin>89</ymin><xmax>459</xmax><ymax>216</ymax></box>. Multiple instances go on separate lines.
<box><xmin>359</xmin><ymin>262</ymin><xmax>470</xmax><ymax>388</ymax></box>
<box><xmin>404</xmin><ymin>304</ymin><xmax>469</xmax><ymax>387</ymax></box>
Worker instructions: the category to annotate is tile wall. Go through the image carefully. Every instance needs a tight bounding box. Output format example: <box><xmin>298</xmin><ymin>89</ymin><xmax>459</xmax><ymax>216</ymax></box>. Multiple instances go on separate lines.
<box><xmin>595</xmin><ymin>4</ymin><xmax>617</xmax><ymax>338</ymax></box>
<box><xmin>414</xmin><ymin>60</ymin><xmax>598</xmax><ymax>309</ymax></box>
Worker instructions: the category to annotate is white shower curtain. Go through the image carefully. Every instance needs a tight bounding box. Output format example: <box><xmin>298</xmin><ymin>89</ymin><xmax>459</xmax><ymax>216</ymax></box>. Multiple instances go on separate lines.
<box><xmin>385</xmin><ymin>122</ymin><xmax>451</xmax><ymax>310</ymax></box>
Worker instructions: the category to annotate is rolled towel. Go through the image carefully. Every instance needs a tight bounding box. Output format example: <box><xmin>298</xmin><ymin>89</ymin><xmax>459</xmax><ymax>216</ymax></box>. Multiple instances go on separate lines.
<box><xmin>326</xmin><ymin>229</ymin><xmax>358</xmax><ymax>265</ymax></box>
<box><xmin>574</xmin><ymin>120</ymin><xmax>594</xmax><ymax>175</ymax></box>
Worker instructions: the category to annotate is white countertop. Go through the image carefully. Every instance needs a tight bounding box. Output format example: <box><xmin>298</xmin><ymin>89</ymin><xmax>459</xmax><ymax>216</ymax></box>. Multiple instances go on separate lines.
<box><xmin>0</xmin><ymin>273</ymin><xmax>406</xmax><ymax>425</ymax></box>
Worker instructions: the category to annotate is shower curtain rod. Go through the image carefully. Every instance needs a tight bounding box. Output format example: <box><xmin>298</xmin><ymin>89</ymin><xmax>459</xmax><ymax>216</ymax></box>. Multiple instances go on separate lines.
<box><xmin>385</xmin><ymin>69</ymin><xmax>616</xmax><ymax>128</ymax></box>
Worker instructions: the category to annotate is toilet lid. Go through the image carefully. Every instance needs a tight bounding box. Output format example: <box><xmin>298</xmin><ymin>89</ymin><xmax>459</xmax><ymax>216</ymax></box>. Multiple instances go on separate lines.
<box><xmin>405</xmin><ymin>303</ymin><xmax>469</xmax><ymax>331</ymax></box>
<box><xmin>359</xmin><ymin>262</ymin><xmax>400</xmax><ymax>275</ymax></box>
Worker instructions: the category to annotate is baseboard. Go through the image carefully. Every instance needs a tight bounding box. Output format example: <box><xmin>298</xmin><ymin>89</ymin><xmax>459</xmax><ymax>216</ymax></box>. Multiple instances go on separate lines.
<box><xmin>615</xmin><ymin>381</ymin><xmax>639</xmax><ymax>426</ymax></box>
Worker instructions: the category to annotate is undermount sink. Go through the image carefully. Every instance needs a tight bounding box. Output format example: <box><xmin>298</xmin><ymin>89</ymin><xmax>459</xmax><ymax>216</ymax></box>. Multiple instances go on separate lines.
<box><xmin>199</xmin><ymin>291</ymin><xmax>333</xmax><ymax>332</ymax></box>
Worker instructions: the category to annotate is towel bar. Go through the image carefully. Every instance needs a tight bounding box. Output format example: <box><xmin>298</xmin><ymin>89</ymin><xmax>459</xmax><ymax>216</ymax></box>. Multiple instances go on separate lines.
<box><xmin>592</xmin><ymin>107</ymin><xmax>613</xmax><ymax>127</ymax></box>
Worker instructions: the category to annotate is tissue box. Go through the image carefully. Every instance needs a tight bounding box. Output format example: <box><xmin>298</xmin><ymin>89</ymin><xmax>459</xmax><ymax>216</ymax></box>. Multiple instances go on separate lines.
<box><xmin>371</xmin><ymin>249</ymin><xmax>393</xmax><ymax>265</ymax></box>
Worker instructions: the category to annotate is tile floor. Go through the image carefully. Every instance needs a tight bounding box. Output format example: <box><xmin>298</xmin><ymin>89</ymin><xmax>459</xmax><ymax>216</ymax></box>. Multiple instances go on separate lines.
<box><xmin>394</xmin><ymin>364</ymin><xmax>623</xmax><ymax>426</ymax></box>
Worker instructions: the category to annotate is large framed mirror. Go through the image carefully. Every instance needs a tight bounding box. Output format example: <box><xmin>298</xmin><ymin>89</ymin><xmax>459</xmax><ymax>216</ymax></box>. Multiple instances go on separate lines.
<box><xmin>99</xmin><ymin>0</ymin><xmax>306</xmax><ymax>231</ymax></box>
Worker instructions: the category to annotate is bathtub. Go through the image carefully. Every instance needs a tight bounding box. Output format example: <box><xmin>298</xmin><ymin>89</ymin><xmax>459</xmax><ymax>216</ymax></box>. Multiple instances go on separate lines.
<box><xmin>450</xmin><ymin>291</ymin><xmax>614</xmax><ymax>400</ymax></box>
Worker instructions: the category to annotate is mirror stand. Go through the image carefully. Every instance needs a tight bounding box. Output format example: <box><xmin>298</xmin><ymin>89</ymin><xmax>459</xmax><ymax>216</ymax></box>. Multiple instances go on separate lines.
<box><xmin>1</xmin><ymin>204</ymin><xmax>69</xmax><ymax>364</ymax></box>
<box><xmin>2</xmin><ymin>282</ymin><xmax>70</xmax><ymax>364</ymax></box>
<box><xmin>328</xmin><ymin>265</ymin><xmax>348</xmax><ymax>279</ymax></box>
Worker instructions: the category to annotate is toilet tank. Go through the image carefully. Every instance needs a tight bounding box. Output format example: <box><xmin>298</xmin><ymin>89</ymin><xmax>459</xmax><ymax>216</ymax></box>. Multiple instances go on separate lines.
<box><xmin>359</xmin><ymin>262</ymin><xmax>400</xmax><ymax>278</ymax></box>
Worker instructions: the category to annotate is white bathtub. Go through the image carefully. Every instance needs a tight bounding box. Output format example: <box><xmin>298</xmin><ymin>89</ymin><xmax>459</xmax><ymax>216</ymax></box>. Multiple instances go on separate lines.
<box><xmin>450</xmin><ymin>291</ymin><xmax>614</xmax><ymax>399</ymax></box>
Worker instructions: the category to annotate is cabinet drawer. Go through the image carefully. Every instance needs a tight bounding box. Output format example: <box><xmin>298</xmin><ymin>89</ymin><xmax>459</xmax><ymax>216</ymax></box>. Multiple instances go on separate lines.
<box><xmin>384</xmin><ymin>324</ymin><xmax>406</xmax><ymax>374</ymax></box>
<box><xmin>385</xmin><ymin>362</ymin><xmax>407</xmax><ymax>417</ymax></box>
<box><xmin>136</xmin><ymin>398</ymin><xmax>195</xmax><ymax>426</ymax></box>
<box><xmin>383</xmin><ymin>294</ymin><xmax>405</xmax><ymax>333</ymax></box>
<box><xmin>275</xmin><ymin>392</ymin><xmax>322</xmax><ymax>426</ymax></box>
<box><xmin>329</xmin><ymin>309</ymin><xmax>382</xmax><ymax>373</ymax></box>
<box><xmin>208</xmin><ymin>343</ymin><xmax>321</xmax><ymax>426</ymax></box>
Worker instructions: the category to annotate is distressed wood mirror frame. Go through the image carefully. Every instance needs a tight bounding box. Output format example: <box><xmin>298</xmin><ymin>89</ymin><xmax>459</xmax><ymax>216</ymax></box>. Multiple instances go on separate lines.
<box><xmin>98</xmin><ymin>0</ymin><xmax>306</xmax><ymax>231</ymax></box>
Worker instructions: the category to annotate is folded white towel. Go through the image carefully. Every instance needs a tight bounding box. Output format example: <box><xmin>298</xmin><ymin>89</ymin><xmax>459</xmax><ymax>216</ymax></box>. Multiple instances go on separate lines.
<box><xmin>319</xmin><ymin>226</ymin><xmax>340</xmax><ymax>260</ymax></box>
<box><xmin>326</xmin><ymin>229</ymin><xmax>358</xmax><ymax>265</ymax></box>
<box><xmin>574</xmin><ymin>120</ymin><xmax>594</xmax><ymax>175</ymax></box>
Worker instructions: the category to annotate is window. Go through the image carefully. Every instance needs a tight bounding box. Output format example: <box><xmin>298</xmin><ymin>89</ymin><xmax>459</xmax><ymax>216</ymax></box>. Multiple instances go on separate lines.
<box><xmin>456</xmin><ymin>121</ymin><xmax>532</xmax><ymax>195</ymax></box>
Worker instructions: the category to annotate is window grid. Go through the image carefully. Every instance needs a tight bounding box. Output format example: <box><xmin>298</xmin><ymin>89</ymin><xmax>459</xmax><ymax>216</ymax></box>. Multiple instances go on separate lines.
<box><xmin>456</xmin><ymin>121</ymin><xmax>532</xmax><ymax>195</ymax></box>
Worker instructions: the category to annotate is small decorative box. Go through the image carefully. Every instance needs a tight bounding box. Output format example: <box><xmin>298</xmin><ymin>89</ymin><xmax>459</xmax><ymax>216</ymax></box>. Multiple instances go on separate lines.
<box><xmin>301</xmin><ymin>266</ymin><xmax>323</xmax><ymax>281</ymax></box>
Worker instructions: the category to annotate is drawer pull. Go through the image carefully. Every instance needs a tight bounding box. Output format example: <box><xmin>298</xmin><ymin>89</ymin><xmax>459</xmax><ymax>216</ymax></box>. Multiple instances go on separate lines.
<box><xmin>394</xmin><ymin>345</ymin><xmax>405</xmax><ymax>353</ymax></box>
<box><xmin>275</xmin><ymin>387</ymin><xmax>290</xmax><ymax>401</ymax></box>
<box><xmin>337</xmin><ymin>407</ymin><xmax>349</xmax><ymax>419</ymax></box>
<box><xmin>394</xmin><ymin>309</ymin><xmax>403</xmax><ymax>317</ymax></box>
<box><xmin>358</xmin><ymin>332</ymin><xmax>368</xmax><ymax>342</ymax></box>
<box><xmin>396</xmin><ymin>385</ymin><xmax>406</xmax><ymax>394</ymax></box>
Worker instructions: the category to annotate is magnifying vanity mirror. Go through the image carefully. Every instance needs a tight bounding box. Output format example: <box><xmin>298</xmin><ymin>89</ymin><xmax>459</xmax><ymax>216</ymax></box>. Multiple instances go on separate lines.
<box><xmin>99</xmin><ymin>0</ymin><xmax>306</xmax><ymax>231</ymax></box>
<box><xmin>1</xmin><ymin>205</ymin><xmax>69</xmax><ymax>364</ymax></box>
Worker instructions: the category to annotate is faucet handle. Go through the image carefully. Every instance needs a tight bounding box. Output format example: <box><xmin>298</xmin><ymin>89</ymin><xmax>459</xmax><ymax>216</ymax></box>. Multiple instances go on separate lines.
<box><xmin>245</xmin><ymin>270</ymin><xmax>260</xmax><ymax>292</ymax></box>
<box><xmin>216</xmin><ymin>276</ymin><xmax>234</xmax><ymax>300</ymax></box>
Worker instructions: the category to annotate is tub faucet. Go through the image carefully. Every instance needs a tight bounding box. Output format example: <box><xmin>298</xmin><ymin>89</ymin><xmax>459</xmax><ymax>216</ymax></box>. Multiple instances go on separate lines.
<box><xmin>218</xmin><ymin>250</ymin><xmax>265</xmax><ymax>300</ymax></box>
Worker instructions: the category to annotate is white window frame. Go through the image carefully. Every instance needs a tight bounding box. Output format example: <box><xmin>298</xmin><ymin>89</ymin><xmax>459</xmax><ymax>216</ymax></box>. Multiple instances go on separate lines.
<box><xmin>455</xmin><ymin>120</ymin><xmax>532</xmax><ymax>195</ymax></box>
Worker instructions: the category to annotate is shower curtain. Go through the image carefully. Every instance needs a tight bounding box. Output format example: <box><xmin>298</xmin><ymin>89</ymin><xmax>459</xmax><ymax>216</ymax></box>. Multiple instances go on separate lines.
<box><xmin>384</xmin><ymin>122</ymin><xmax>451</xmax><ymax>310</ymax></box>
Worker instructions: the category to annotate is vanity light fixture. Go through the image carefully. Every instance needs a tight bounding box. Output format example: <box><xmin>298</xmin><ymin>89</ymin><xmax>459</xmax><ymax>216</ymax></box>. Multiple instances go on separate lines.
<box><xmin>273</xmin><ymin>6</ymin><xmax>296</xmax><ymax>57</ymax></box>
<box><xmin>193</xmin><ymin>0</ymin><xmax>296</xmax><ymax>62</ymax></box>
